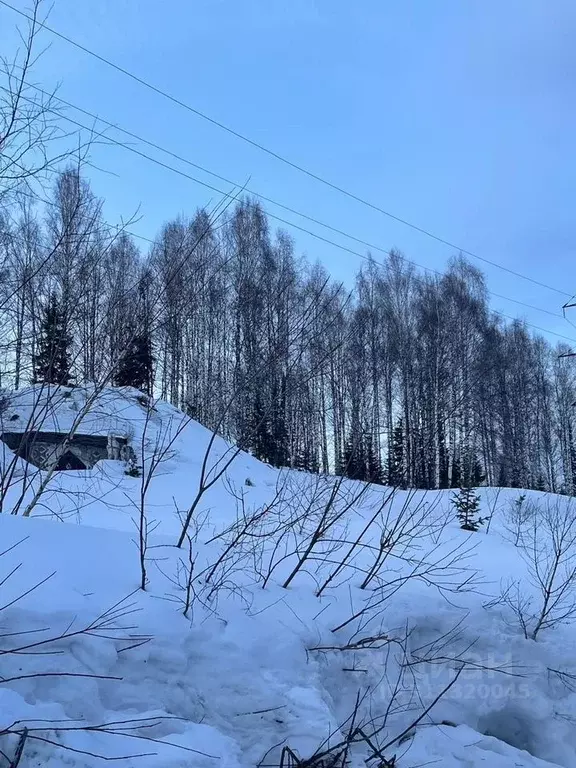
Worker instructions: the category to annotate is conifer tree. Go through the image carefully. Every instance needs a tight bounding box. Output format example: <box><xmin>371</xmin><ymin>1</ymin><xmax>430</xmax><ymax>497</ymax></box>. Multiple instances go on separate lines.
<box><xmin>452</xmin><ymin>486</ymin><xmax>484</xmax><ymax>531</ymax></box>
<box><xmin>294</xmin><ymin>444</ymin><xmax>319</xmax><ymax>474</ymax></box>
<box><xmin>250</xmin><ymin>396</ymin><xmax>275</xmax><ymax>464</ymax></box>
<box><xmin>498</xmin><ymin>463</ymin><xmax>508</xmax><ymax>488</ymax></box>
<box><xmin>450</xmin><ymin>456</ymin><xmax>462</xmax><ymax>489</ymax></box>
<box><xmin>339</xmin><ymin>432</ymin><xmax>366</xmax><ymax>481</ymax></box>
<box><xmin>307</xmin><ymin>447</ymin><xmax>320</xmax><ymax>475</ymax></box>
<box><xmin>463</xmin><ymin>452</ymin><xmax>485</xmax><ymax>487</ymax></box>
<box><xmin>365</xmin><ymin>434</ymin><xmax>384</xmax><ymax>484</ymax></box>
<box><xmin>471</xmin><ymin>457</ymin><xmax>485</xmax><ymax>486</ymax></box>
<box><xmin>294</xmin><ymin>446</ymin><xmax>308</xmax><ymax>472</ymax></box>
<box><xmin>32</xmin><ymin>293</ymin><xmax>73</xmax><ymax>386</ymax></box>
<box><xmin>415</xmin><ymin>429</ymin><xmax>430</xmax><ymax>489</ymax></box>
<box><xmin>438</xmin><ymin>419</ymin><xmax>450</xmax><ymax>489</ymax></box>
<box><xmin>388</xmin><ymin>419</ymin><xmax>405</xmax><ymax>488</ymax></box>
<box><xmin>115</xmin><ymin>332</ymin><xmax>153</xmax><ymax>394</ymax></box>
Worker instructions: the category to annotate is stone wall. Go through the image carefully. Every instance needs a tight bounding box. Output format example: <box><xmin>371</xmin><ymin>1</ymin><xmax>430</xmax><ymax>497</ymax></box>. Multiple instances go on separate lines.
<box><xmin>1</xmin><ymin>432</ymin><xmax>133</xmax><ymax>470</ymax></box>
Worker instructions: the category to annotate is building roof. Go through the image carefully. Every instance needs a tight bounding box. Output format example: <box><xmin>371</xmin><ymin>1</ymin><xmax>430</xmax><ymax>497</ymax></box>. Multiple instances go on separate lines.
<box><xmin>1</xmin><ymin>432</ymin><xmax>123</xmax><ymax>447</ymax></box>
<box><xmin>0</xmin><ymin>385</ymin><xmax>134</xmax><ymax>439</ymax></box>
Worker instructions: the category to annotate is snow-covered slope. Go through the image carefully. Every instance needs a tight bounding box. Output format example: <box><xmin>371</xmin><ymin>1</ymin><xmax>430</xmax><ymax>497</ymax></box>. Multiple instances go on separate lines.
<box><xmin>1</xmin><ymin>387</ymin><xmax>576</xmax><ymax>767</ymax></box>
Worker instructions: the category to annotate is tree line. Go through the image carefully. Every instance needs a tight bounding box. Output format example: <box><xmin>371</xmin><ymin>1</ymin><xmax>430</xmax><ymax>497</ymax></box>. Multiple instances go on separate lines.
<box><xmin>1</xmin><ymin>167</ymin><xmax>575</xmax><ymax>493</ymax></box>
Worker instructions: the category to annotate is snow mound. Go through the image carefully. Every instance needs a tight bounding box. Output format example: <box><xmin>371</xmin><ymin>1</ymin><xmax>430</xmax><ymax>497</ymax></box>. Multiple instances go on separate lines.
<box><xmin>1</xmin><ymin>387</ymin><xmax>576</xmax><ymax>766</ymax></box>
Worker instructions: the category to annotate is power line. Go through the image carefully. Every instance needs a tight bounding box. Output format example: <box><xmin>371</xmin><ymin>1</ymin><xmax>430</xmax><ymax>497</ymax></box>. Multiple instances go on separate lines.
<box><xmin>10</xmin><ymin>84</ymin><xmax>568</xmax><ymax>325</ymax></box>
<box><xmin>7</xmin><ymin>94</ymin><xmax>574</xmax><ymax>343</ymax></box>
<box><xmin>5</xmin><ymin>214</ymin><xmax>574</xmax><ymax>344</ymax></box>
<box><xmin>24</xmin><ymin>83</ymin><xmax>406</xmax><ymax>263</ymax></box>
<box><xmin>495</xmin><ymin>316</ymin><xmax>575</xmax><ymax>344</ymax></box>
<box><xmin>0</xmin><ymin>0</ymin><xmax>570</xmax><ymax>300</ymax></box>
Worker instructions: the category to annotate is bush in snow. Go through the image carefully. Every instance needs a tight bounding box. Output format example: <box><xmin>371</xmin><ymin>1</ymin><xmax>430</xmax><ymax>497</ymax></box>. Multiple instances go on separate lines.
<box><xmin>452</xmin><ymin>487</ymin><xmax>484</xmax><ymax>531</ymax></box>
<box><xmin>503</xmin><ymin>497</ymin><xmax>576</xmax><ymax>640</ymax></box>
<box><xmin>504</xmin><ymin>493</ymin><xmax>537</xmax><ymax>547</ymax></box>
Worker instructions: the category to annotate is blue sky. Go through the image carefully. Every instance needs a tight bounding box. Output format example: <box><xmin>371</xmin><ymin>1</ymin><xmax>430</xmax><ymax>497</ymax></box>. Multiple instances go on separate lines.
<box><xmin>2</xmin><ymin>0</ymin><xmax>576</xmax><ymax>343</ymax></box>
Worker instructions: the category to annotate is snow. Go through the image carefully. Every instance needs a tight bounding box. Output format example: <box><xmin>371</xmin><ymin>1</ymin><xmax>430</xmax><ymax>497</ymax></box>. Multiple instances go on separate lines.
<box><xmin>1</xmin><ymin>387</ymin><xmax>576</xmax><ymax>766</ymax></box>
<box><xmin>1</xmin><ymin>385</ymin><xmax>137</xmax><ymax>438</ymax></box>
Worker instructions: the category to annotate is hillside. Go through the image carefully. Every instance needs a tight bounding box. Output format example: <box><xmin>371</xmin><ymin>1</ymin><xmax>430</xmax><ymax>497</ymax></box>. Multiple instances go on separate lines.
<box><xmin>1</xmin><ymin>387</ymin><xmax>576</xmax><ymax>767</ymax></box>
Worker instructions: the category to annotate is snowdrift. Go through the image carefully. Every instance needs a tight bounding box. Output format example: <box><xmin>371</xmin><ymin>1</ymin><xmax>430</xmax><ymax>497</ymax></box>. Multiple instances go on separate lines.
<box><xmin>1</xmin><ymin>387</ymin><xmax>576</xmax><ymax>767</ymax></box>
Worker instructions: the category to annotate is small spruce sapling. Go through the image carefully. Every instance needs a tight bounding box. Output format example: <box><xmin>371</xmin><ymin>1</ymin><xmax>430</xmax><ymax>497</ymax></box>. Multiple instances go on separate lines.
<box><xmin>124</xmin><ymin>456</ymin><xmax>142</xmax><ymax>478</ymax></box>
<box><xmin>452</xmin><ymin>487</ymin><xmax>485</xmax><ymax>531</ymax></box>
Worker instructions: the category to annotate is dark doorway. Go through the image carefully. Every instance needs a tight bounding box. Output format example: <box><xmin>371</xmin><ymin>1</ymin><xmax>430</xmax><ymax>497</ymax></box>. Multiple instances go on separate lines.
<box><xmin>55</xmin><ymin>450</ymin><xmax>87</xmax><ymax>471</ymax></box>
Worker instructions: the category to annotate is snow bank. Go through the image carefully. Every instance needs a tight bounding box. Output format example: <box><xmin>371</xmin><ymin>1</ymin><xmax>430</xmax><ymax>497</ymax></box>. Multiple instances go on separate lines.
<box><xmin>1</xmin><ymin>387</ymin><xmax>576</xmax><ymax>766</ymax></box>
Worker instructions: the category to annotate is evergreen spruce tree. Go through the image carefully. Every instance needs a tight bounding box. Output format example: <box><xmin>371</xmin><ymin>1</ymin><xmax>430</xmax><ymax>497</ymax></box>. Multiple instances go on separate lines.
<box><xmin>269</xmin><ymin>415</ymin><xmax>289</xmax><ymax>467</ymax></box>
<box><xmin>452</xmin><ymin>487</ymin><xmax>484</xmax><ymax>532</ymax></box>
<box><xmin>308</xmin><ymin>447</ymin><xmax>320</xmax><ymax>474</ymax></box>
<box><xmin>340</xmin><ymin>436</ymin><xmax>355</xmax><ymax>479</ymax></box>
<box><xmin>184</xmin><ymin>398</ymin><xmax>199</xmax><ymax>420</ymax></box>
<box><xmin>469</xmin><ymin>455</ymin><xmax>485</xmax><ymax>487</ymax></box>
<box><xmin>388</xmin><ymin>419</ymin><xmax>405</xmax><ymax>488</ymax></box>
<box><xmin>416</xmin><ymin>429</ymin><xmax>430</xmax><ymax>489</ymax></box>
<box><xmin>32</xmin><ymin>293</ymin><xmax>73</xmax><ymax>386</ymax></box>
<box><xmin>294</xmin><ymin>445</ymin><xmax>308</xmax><ymax>472</ymax></box>
<box><xmin>294</xmin><ymin>444</ymin><xmax>319</xmax><ymax>474</ymax></box>
<box><xmin>114</xmin><ymin>332</ymin><xmax>153</xmax><ymax>394</ymax></box>
<box><xmin>365</xmin><ymin>434</ymin><xmax>384</xmax><ymax>484</ymax></box>
<box><xmin>450</xmin><ymin>456</ymin><xmax>462</xmax><ymax>489</ymax></box>
<box><xmin>251</xmin><ymin>396</ymin><xmax>274</xmax><ymax>463</ymax></box>
<box><xmin>340</xmin><ymin>432</ymin><xmax>366</xmax><ymax>481</ymax></box>
<box><xmin>438</xmin><ymin>419</ymin><xmax>450</xmax><ymax>489</ymax></box>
